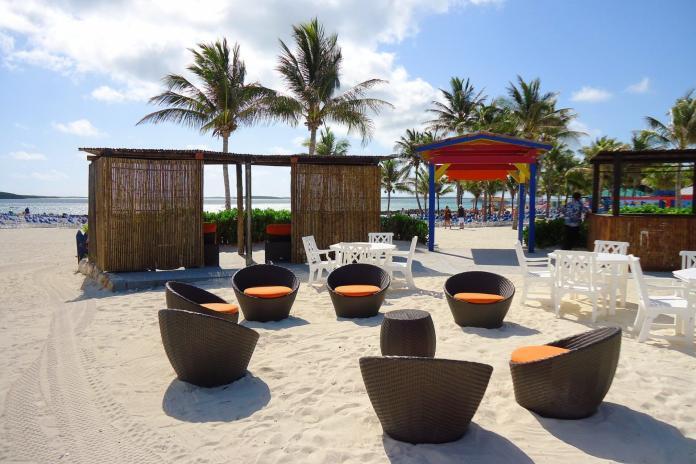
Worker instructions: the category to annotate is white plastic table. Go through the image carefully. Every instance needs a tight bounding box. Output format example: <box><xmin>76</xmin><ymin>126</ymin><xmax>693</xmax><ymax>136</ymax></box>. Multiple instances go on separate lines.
<box><xmin>330</xmin><ymin>242</ymin><xmax>395</xmax><ymax>267</ymax></box>
<box><xmin>673</xmin><ymin>268</ymin><xmax>696</xmax><ymax>283</ymax></box>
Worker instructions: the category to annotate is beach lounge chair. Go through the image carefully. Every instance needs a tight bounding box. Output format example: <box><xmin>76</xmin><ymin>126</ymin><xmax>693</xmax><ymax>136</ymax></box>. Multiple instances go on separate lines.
<box><xmin>629</xmin><ymin>255</ymin><xmax>694</xmax><ymax>344</ymax></box>
<box><xmin>444</xmin><ymin>271</ymin><xmax>515</xmax><ymax>328</ymax></box>
<box><xmin>509</xmin><ymin>327</ymin><xmax>621</xmax><ymax>419</ymax></box>
<box><xmin>385</xmin><ymin>236</ymin><xmax>418</xmax><ymax>289</ymax></box>
<box><xmin>158</xmin><ymin>309</ymin><xmax>259</xmax><ymax>387</ymax></box>
<box><xmin>359</xmin><ymin>356</ymin><xmax>493</xmax><ymax>443</ymax></box>
<box><xmin>302</xmin><ymin>235</ymin><xmax>336</xmax><ymax>285</ymax></box>
<box><xmin>327</xmin><ymin>263</ymin><xmax>390</xmax><ymax>318</ymax></box>
<box><xmin>165</xmin><ymin>281</ymin><xmax>239</xmax><ymax>323</ymax></box>
<box><xmin>232</xmin><ymin>264</ymin><xmax>299</xmax><ymax>322</ymax></box>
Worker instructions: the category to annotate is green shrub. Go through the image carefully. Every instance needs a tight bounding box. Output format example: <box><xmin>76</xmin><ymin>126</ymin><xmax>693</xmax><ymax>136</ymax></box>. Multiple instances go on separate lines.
<box><xmin>620</xmin><ymin>204</ymin><xmax>691</xmax><ymax>215</ymax></box>
<box><xmin>380</xmin><ymin>213</ymin><xmax>428</xmax><ymax>243</ymax></box>
<box><xmin>203</xmin><ymin>208</ymin><xmax>291</xmax><ymax>244</ymax></box>
<box><xmin>523</xmin><ymin>218</ymin><xmax>588</xmax><ymax>249</ymax></box>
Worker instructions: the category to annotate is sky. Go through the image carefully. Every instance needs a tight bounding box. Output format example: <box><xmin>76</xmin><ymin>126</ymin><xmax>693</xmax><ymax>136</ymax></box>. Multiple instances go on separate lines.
<box><xmin>1</xmin><ymin>0</ymin><xmax>694</xmax><ymax>197</ymax></box>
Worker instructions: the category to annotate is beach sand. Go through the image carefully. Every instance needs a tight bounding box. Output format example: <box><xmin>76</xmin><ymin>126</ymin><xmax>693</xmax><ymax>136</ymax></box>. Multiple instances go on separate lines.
<box><xmin>1</xmin><ymin>226</ymin><xmax>694</xmax><ymax>463</ymax></box>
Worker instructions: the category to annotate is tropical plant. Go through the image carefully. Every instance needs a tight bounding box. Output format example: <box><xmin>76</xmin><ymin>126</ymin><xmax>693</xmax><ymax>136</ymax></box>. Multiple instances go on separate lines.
<box><xmin>539</xmin><ymin>143</ymin><xmax>577</xmax><ymax>214</ymax></box>
<box><xmin>274</xmin><ymin>18</ymin><xmax>392</xmax><ymax>155</ymax></box>
<box><xmin>461</xmin><ymin>181</ymin><xmax>483</xmax><ymax>211</ymax></box>
<box><xmin>380</xmin><ymin>159</ymin><xmax>411</xmax><ymax>214</ymax></box>
<box><xmin>644</xmin><ymin>90</ymin><xmax>696</xmax><ymax>206</ymax></box>
<box><xmin>303</xmin><ymin>126</ymin><xmax>350</xmax><ymax>155</ymax></box>
<box><xmin>505</xmin><ymin>176</ymin><xmax>518</xmax><ymax>228</ymax></box>
<box><xmin>395</xmin><ymin>129</ymin><xmax>440</xmax><ymax>214</ymax></box>
<box><xmin>470</xmin><ymin>100</ymin><xmax>518</xmax><ymax>135</ymax></box>
<box><xmin>426</xmin><ymin>77</ymin><xmax>486</xmax><ymax>134</ymax></box>
<box><xmin>138</xmin><ymin>39</ymin><xmax>277</xmax><ymax>254</ymax></box>
<box><xmin>580</xmin><ymin>136</ymin><xmax>628</xmax><ymax>161</ymax></box>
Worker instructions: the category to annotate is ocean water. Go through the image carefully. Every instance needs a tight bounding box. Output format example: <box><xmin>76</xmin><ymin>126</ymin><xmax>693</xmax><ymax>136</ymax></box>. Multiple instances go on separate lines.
<box><xmin>1</xmin><ymin>196</ymin><xmax>476</xmax><ymax>216</ymax></box>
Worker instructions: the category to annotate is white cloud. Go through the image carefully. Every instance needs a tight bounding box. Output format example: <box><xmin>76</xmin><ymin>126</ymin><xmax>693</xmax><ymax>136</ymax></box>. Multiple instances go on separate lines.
<box><xmin>568</xmin><ymin>119</ymin><xmax>602</xmax><ymax>147</ymax></box>
<box><xmin>626</xmin><ymin>77</ymin><xmax>650</xmax><ymax>94</ymax></box>
<box><xmin>8</xmin><ymin>150</ymin><xmax>46</xmax><ymax>161</ymax></box>
<box><xmin>13</xmin><ymin>169</ymin><xmax>69</xmax><ymax>181</ymax></box>
<box><xmin>13</xmin><ymin>122</ymin><xmax>29</xmax><ymax>130</ymax></box>
<box><xmin>52</xmin><ymin>119</ymin><xmax>104</xmax><ymax>137</ymax></box>
<box><xmin>0</xmin><ymin>0</ymin><xmax>498</xmax><ymax>151</ymax></box>
<box><xmin>570</xmin><ymin>86</ymin><xmax>612</xmax><ymax>103</ymax></box>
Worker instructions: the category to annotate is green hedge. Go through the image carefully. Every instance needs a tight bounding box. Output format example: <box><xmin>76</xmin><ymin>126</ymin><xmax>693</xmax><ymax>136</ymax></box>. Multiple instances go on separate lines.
<box><xmin>203</xmin><ymin>208</ymin><xmax>290</xmax><ymax>244</ymax></box>
<box><xmin>620</xmin><ymin>204</ymin><xmax>692</xmax><ymax>215</ymax></box>
<box><xmin>381</xmin><ymin>213</ymin><xmax>428</xmax><ymax>244</ymax></box>
<box><xmin>523</xmin><ymin>218</ymin><xmax>588</xmax><ymax>249</ymax></box>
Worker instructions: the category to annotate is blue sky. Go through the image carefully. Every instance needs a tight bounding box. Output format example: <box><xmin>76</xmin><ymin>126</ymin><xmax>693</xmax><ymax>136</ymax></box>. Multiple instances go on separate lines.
<box><xmin>1</xmin><ymin>0</ymin><xmax>694</xmax><ymax>197</ymax></box>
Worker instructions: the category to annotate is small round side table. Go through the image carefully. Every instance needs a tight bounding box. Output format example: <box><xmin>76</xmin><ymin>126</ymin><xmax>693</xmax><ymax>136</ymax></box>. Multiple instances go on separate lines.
<box><xmin>380</xmin><ymin>309</ymin><xmax>436</xmax><ymax>357</ymax></box>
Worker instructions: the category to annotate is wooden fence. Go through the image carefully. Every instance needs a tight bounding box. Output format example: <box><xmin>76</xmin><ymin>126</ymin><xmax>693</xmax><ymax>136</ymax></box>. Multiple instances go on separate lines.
<box><xmin>290</xmin><ymin>162</ymin><xmax>381</xmax><ymax>263</ymax></box>
<box><xmin>90</xmin><ymin>157</ymin><xmax>204</xmax><ymax>272</ymax></box>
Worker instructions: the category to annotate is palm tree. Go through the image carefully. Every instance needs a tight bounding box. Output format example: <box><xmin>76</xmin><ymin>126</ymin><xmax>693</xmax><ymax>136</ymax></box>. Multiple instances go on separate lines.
<box><xmin>539</xmin><ymin>143</ymin><xmax>576</xmax><ymax>214</ymax></box>
<box><xmin>461</xmin><ymin>181</ymin><xmax>483</xmax><ymax>211</ymax></box>
<box><xmin>380</xmin><ymin>159</ymin><xmax>411</xmax><ymax>214</ymax></box>
<box><xmin>644</xmin><ymin>90</ymin><xmax>696</xmax><ymax>206</ymax></box>
<box><xmin>470</xmin><ymin>100</ymin><xmax>518</xmax><ymax>135</ymax></box>
<box><xmin>426</xmin><ymin>77</ymin><xmax>486</xmax><ymax>134</ymax></box>
<box><xmin>303</xmin><ymin>126</ymin><xmax>350</xmax><ymax>155</ymax></box>
<box><xmin>138</xmin><ymin>39</ymin><xmax>278</xmax><ymax>255</ymax></box>
<box><xmin>580</xmin><ymin>136</ymin><xmax>628</xmax><ymax>161</ymax></box>
<box><xmin>505</xmin><ymin>176</ymin><xmax>518</xmax><ymax>229</ymax></box>
<box><xmin>395</xmin><ymin>129</ymin><xmax>440</xmax><ymax>215</ymax></box>
<box><xmin>274</xmin><ymin>18</ymin><xmax>393</xmax><ymax>155</ymax></box>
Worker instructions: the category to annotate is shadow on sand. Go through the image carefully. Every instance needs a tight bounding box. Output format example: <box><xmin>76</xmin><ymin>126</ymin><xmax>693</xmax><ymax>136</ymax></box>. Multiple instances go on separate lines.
<box><xmin>162</xmin><ymin>373</ymin><xmax>270</xmax><ymax>423</ymax></box>
<box><xmin>471</xmin><ymin>248</ymin><xmax>519</xmax><ymax>266</ymax></box>
<box><xmin>460</xmin><ymin>321</ymin><xmax>540</xmax><ymax>339</ymax></box>
<box><xmin>537</xmin><ymin>402</ymin><xmax>696</xmax><ymax>463</ymax></box>
<box><xmin>382</xmin><ymin>423</ymin><xmax>533</xmax><ymax>463</ymax></box>
<box><xmin>242</xmin><ymin>315</ymin><xmax>309</xmax><ymax>331</ymax></box>
<box><xmin>337</xmin><ymin>313</ymin><xmax>385</xmax><ymax>327</ymax></box>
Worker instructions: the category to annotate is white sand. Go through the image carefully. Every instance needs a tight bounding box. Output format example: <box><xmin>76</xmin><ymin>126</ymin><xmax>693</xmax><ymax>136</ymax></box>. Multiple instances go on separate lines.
<box><xmin>1</xmin><ymin>227</ymin><xmax>694</xmax><ymax>463</ymax></box>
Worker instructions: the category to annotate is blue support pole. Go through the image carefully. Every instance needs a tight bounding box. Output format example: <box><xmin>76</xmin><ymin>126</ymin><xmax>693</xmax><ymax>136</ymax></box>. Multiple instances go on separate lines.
<box><xmin>428</xmin><ymin>162</ymin><xmax>436</xmax><ymax>251</ymax></box>
<box><xmin>528</xmin><ymin>162</ymin><xmax>537</xmax><ymax>253</ymax></box>
<box><xmin>517</xmin><ymin>182</ymin><xmax>525</xmax><ymax>244</ymax></box>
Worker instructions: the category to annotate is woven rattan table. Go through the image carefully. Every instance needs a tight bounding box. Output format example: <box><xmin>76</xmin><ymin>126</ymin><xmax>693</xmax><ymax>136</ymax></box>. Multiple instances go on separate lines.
<box><xmin>380</xmin><ymin>309</ymin><xmax>436</xmax><ymax>357</ymax></box>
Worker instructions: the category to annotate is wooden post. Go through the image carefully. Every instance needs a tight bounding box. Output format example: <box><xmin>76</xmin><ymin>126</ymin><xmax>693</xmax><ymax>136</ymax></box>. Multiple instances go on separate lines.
<box><xmin>591</xmin><ymin>162</ymin><xmax>600</xmax><ymax>213</ymax></box>
<box><xmin>245</xmin><ymin>162</ymin><xmax>253</xmax><ymax>266</ymax></box>
<box><xmin>612</xmin><ymin>154</ymin><xmax>621</xmax><ymax>216</ymax></box>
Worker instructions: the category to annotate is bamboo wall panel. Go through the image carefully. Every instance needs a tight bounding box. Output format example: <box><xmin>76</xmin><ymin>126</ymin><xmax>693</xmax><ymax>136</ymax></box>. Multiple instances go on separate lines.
<box><xmin>291</xmin><ymin>163</ymin><xmax>380</xmax><ymax>263</ymax></box>
<box><xmin>92</xmin><ymin>157</ymin><xmax>204</xmax><ymax>272</ymax></box>
<box><xmin>87</xmin><ymin>161</ymin><xmax>97</xmax><ymax>262</ymax></box>
<box><xmin>587</xmin><ymin>213</ymin><xmax>696</xmax><ymax>271</ymax></box>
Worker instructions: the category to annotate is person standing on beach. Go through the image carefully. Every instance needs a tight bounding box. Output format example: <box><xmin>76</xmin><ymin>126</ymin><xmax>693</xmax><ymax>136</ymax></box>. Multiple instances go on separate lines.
<box><xmin>444</xmin><ymin>205</ymin><xmax>452</xmax><ymax>229</ymax></box>
<box><xmin>457</xmin><ymin>204</ymin><xmax>465</xmax><ymax>228</ymax></box>
<box><xmin>561</xmin><ymin>192</ymin><xmax>588</xmax><ymax>249</ymax></box>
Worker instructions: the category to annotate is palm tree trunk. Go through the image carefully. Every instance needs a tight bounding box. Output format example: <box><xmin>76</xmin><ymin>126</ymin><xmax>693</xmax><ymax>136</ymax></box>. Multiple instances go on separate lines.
<box><xmin>236</xmin><ymin>162</ymin><xmax>244</xmax><ymax>255</ymax></box>
<box><xmin>511</xmin><ymin>191</ymin><xmax>517</xmax><ymax>229</ymax></box>
<box><xmin>308</xmin><ymin>126</ymin><xmax>318</xmax><ymax>156</ymax></box>
<box><xmin>223</xmin><ymin>136</ymin><xmax>231</xmax><ymax>210</ymax></box>
<box><xmin>499</xmin><ymin>190</ymin><xmax>505</xmax><ymax>217</ymax></box>
<box><xmin>414</xmin><ymin>166</ymin><xmax>423</xmax><ymax>214</ymax></box>
<box><xmin>456</xmin><ymin>183</ymin><xmax>463</xmax><ymax>208</ymax></box>
<box><xmin>546</xmin><ymin>193</ymin><xmax>551</xmax><ymax>216</ymax></box>
<box><xmin>387</xmin><ymin>190</ymin><xmax>391</xmax><ymax>215</ymax></box>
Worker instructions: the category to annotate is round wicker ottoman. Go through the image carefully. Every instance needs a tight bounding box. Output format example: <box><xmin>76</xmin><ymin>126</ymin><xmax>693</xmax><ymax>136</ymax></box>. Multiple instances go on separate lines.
<box><xmin>380</xmin><ymin>309</ymin><xmax>436</xmax><ymax>357</ymax></box>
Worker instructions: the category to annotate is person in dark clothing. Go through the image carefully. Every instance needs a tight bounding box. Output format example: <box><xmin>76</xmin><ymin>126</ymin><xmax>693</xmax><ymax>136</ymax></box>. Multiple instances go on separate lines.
<box><xmin>561</xmin><ymin>192</ymin><xmax>588</xmax><ymax>249</ymax></box>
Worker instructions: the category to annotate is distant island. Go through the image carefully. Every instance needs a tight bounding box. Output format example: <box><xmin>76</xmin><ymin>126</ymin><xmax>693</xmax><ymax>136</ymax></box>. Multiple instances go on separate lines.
<box><xmin>0</xmin><ymin>192</ymin><xmax>59</xmax><ymax>199</ymax></box>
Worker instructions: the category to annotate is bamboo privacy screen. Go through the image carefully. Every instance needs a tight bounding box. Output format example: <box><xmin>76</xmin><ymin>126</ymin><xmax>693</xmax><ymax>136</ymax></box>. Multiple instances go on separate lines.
<box><xmin>291</xmin><ymin>163</ymin><xmax>380</xmax><ymax>263</ymax></box>
<box><xmin>90</xmin><ymin>157</ymin><xmax>204</xmax><ymax>272</ymax></box>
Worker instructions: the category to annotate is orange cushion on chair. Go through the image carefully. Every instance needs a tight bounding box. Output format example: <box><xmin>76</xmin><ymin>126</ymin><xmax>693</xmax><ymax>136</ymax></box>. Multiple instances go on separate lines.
<box><xmin>334</xmin><ymin>285</ymin><xmax>381</xmax><ymax>297</ymax></box>
<box><xmin>510</xmin><ymin>345</ymin><xmax>570</xmax><ymax>363</ymax></box>
<box><xmin>200</xmin><ymin>302</ymin><xmax>239</xmax><ymax>314</ymax></box>
<box><xmin>453</xmin><ymin>292</ymin><xmax>505</xmax><ymax>304</ymax></box>
<box><xmin>243</xmin><ymin>286</ymin><xmax>293</xmax><ymax>299</ymax></box>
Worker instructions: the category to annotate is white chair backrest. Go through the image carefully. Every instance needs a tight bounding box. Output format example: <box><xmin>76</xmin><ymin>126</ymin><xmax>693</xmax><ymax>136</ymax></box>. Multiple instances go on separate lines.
<box><xmin>594</xmin><ymin>240</ymin><xmax>629</xmax><ymax>255</ymax></box>
<box><xmin>679</xmin><ymin>250</ymin><xmax>696</xmax><ymax>269</ymax></box>
<box><xmin>553</xmin><ymin>250</ymin><xmax>597</xmax><ymax>288</ymax></box>
<box><xmin>302</xmin><ymin>236</ymin><xmax>321</xmax><ymax>265</ymax></box>
<box><xmin>627</xmin><ymin>255</ymin><xmax>651</xmax><ymax>305</ymax></box>
<box><xmin>514</xmin><ymin>241</ymin><xmax>528</xmax><ymax>273</ymax></box>
<box><xmin>368</xmin><ymin>232</ymin><xmax>394</xmax><ymax>244</ymax></box>
<box><xmin>338</xmin><ymin>243</ymin><xmax>371</xmax><ymax>265</ymax></box>
<box><xmin>406</xmin><ymin>236</ymin><xmax>418</xmax><ymax>266</ymax></box>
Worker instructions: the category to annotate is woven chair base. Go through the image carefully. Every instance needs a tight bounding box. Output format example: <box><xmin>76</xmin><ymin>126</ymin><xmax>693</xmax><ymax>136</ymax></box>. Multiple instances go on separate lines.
<box><xmin>165</xmin><ymin>281</ymin><xmax>239</xmax><ymax>323</ymax></box>
<box><xmin>444</xmin><ymin>271</ymin><xmax>515</xmax><ymax>329</ymax></box>
<box><xmin>232</xmin><ymin>264</ymin><xmax>300</xmax><ymax>322</ymax></box>
<box><xmin>327</xmin><ymin>264</ymin><xmax>390</xmax><ymax>319</ymax></box>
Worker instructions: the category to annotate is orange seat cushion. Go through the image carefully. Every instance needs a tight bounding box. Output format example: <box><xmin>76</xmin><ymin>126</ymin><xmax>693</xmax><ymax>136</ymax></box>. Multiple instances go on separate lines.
<box><xmin>510</xmin><ymin>345</ymin><xmax>570</xmax><ymax>363</ymax></box>
<box><xmin>453</xmin><ymin>292</ymin><xmax>505</xmax><ymax>304</ymax></box>
<box><xmin>200</xmin><ymin>302</ymin><xmax>239</xmax><ymax>314</ymax></box>
<box><xmin>334</xmin><ymin>285</ymin><xmax>381</xmax><ymax>297</ymax></box>
<box><xmin>266</xmin><ymin>224</ymin><xmax>291</xmax><ymax>236</ymax></box>
<box><xmin>243</xmin><ymin>286</ymin><xmax>293</xmax><ymax>299</ymax></box>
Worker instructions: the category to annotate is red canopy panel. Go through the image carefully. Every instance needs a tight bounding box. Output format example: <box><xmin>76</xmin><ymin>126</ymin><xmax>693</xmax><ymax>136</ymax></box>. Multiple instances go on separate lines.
<box><xmin>446</xmin><ymin>169</ymin><xmax>511</xmax><ymax>181</ymax></box>
<box><xmin>429</xmin><ymin>155</ymin><xmax>536</xmax><ymax>164</ymax></box>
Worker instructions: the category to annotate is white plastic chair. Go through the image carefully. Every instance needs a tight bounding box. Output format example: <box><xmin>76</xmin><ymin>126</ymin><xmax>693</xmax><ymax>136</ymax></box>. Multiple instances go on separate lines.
<box><xmin>594</xmin><ymin>240</ymin><xmax>630</xmax><ymax>306</ymax></box>
<box><xmin>680</xmin><ymin>250</ymin><xmax>696</xmax><ymax>269</ymax></box>
<box><xmin>386</xmin><ymin>236</ymin><xmax>418</xmax><ymax>288</ymax></box>
<box><xmin>302</xmin><ymin>235</ymin><xmax>335</xmax><ymax>285</ymax></box>
<box><xmin>368</xmin><ymin>232</ymin><xmax>394</xmax><ymax>244</ymax></box>
<box><xmin>338</xmin><ymin>243</ymin><xmax>372</xmax><ymax>265</ymax></box>
<box><xmin>629</xmin><ymin>255</ymin><xmax>694</xmax><ymax>344</ymax></box>
<box><xmin>514</xmin><ymin>241</ymin><xmax>554</xmax><ymax>304</ymax></box>
<box><xmin>553</xmin><ymin>250</ymin><xmax>609</xmax><ymax>322</ymax></box>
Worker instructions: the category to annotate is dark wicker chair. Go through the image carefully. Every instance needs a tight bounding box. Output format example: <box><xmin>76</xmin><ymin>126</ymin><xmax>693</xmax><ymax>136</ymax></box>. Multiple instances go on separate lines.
<box><xmin>510</xmin><ymin>327</ymin><xmax>621</xmax><ymax>419</ymax></box>
<box><xmin>360</xmin><ymin>356</ymin><xmax>493</xmax><ymax>444</ymax></box>
<box><xmin>165</xmin><ymin>281</ymin><xmax>239</xmax><ymax>323</ymax></box>
<box><xmin>232</xmin><ymin>264</ymin><xmax>299</xmax><ymax>322</ymax></box>
<box><xmin>444</xmin><ymin>271</ymin><xmax>515</xmax><ymax>328</ymax></box>
<box><xmin>327</xmin><ymin>263</ymin><xmax>390</xmax><ymax>318</ymax></box>
<box><xmin>158</xmin><ymin>309</ymin><xmax>259</xmax><ymax>388</ymax></box>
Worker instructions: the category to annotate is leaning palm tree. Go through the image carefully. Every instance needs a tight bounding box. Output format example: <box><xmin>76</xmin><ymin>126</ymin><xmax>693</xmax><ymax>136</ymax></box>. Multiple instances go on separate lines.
<box><xmin>426</xmin><ymin>77</ymin><xmax>486</xmax><ymax>135</ymax></box>
<box><xmin>303</xmin><ymin>126</ymin><xmax>350</xmax><ymax>155</ymax></box>
<box><xmin>395</xmin><ymin>129</ymin><xmax>440</xmax><ymax>215</ymax></box>
<box><xmin>138</xmin><ymin>39</ymin><xmax>278</xmax><ymax>255</ymax></box>
<box><xmin>644</xmin><ymin>90</ymin><xmax>696</xmax><ymax>207</ymax></box>
<box><xmin>380</xmin><ymin>159</ymin><xmax>411</xmax><ymax>214</ymax></box>
<box><xmin>274</xmin><ymin>18</ymin><xmax>392</xmax><ymax>155</ymax></box>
